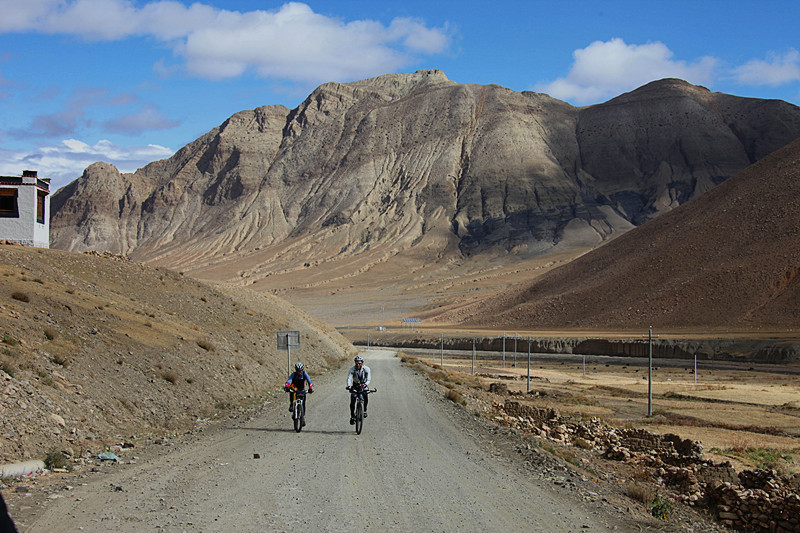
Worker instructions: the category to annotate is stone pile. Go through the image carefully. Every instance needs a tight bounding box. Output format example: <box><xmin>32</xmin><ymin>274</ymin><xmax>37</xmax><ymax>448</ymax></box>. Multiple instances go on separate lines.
<box><xmin>492</xmin><ymin>395</ymin><xmax>800</xmax><ymax>532</ymax></box>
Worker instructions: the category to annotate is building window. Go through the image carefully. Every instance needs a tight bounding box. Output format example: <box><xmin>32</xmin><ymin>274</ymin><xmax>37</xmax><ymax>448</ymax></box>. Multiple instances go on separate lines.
<box><xmin>0</xmin><ymin>188</ymin><xmax>19</xmax><ymax>218</ymax></box>
<box><xmin>37</xmin><ymin>190</ymin><xmax>46</xmax><ymax>224</ymax></box>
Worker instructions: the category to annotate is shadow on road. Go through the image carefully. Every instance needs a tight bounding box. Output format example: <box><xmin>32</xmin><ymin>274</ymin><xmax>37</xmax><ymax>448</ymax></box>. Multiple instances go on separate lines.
<box><xmin>233</xmin><ymin>426</ymin><xmax>355</xmax><ymax>435</ymax></box>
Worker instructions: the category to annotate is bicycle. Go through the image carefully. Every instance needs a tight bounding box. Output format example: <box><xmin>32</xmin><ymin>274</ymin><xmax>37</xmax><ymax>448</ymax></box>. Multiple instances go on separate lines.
<box><xmin>285</xmin><ymin>386</ymin><xmax>310</xmax><ymax>432</ymax></box>
<box><xmin>348</xmin><ymin>385</ymin><xmax>376</xmax><ymax>435</ymax></box>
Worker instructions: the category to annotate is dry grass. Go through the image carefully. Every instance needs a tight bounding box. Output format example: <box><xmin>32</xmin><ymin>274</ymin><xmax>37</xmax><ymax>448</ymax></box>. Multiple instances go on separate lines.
<box><xmin>422</xmin><ymin>352</ymin><xmax>800</xmax><ymax>474</ymax></box>
<box><xmin>627</xmin><ymin>483</ymin><xmax>656</xmax><ymax>504</ymax></box>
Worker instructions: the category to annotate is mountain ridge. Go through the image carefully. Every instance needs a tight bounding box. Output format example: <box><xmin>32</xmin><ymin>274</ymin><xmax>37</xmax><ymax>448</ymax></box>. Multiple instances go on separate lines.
<box><xmin>49</xmin><ymin>71</ymin><xmax>800</xmax><ymax>325</ymax></box>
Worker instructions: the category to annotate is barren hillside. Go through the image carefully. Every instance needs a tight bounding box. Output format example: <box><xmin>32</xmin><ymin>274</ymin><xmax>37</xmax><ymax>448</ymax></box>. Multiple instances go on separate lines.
<box><xmin>0</xmin><ymin>245</ymin><xmax>353</xmax><ymax>464</ymax></box>
<box><xmin>432</xmin><ymin>137</ymin><xmax>800</xmax><ymax>332</ymax></box>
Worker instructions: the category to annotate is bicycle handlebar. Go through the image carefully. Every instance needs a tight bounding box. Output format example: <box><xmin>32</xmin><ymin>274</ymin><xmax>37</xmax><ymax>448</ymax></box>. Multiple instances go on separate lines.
<box><xmin>348</xmin><ymin>387</ymin><xmax>377</xmax><ymax>393</ymax></box>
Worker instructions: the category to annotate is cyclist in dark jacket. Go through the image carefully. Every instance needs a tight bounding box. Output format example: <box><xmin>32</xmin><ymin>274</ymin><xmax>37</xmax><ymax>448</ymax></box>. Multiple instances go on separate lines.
<box><xmin>346</xmin><ymin>355</ymin><xmax>371</xmax><ymax>424</ymax></box>
<box><xmin>285</xmin><ymin>362</ymin><xmax>313</xmax><ymax>411</ymax></box>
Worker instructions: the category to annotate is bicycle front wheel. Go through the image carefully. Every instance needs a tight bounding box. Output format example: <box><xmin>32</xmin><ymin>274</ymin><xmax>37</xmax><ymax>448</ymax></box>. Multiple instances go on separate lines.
<box><xmin>294</xmin><ymin>402</ymin><xmax>303</xmax><ymax>432</ymax></box>
<box><xmin>355</xmin><ymin>400</ymin><xmax>363</xmax><ymax>435</ymax></box>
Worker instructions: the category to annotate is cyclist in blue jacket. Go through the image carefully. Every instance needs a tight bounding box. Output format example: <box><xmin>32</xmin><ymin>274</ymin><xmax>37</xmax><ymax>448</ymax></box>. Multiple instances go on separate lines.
<box><xmin>285</xmin><ymin>362</ymin><xmax>313</xmax><ymax>411</ymax></box>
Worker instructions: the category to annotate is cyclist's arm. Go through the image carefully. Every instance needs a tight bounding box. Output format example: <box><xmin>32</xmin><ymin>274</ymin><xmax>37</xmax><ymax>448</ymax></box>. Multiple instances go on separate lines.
<box><xmin>346</xmin><ymin>367</ymin><xmax>354</xmax><ymax>388</ymax></box>
<box><xmin>364</xmin><ymin>366</ymin><xmax>371</xmax><ymax>387</ymax></box>
<box><xmin>304</xmin><ymin>371</ymin><xmax>313</xmax><ymax>388</ymax></box>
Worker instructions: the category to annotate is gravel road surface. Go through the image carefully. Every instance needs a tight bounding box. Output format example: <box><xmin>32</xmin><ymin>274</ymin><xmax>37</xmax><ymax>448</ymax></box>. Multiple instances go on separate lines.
<box><xmin>15</xmin><ymin>349</ymin><xmax>666</xmax><ymax>532</ymax></box>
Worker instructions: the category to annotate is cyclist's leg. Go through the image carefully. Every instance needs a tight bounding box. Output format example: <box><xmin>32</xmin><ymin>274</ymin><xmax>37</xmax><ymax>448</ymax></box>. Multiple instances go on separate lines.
<box><xmin>289</xmin><ymin>390</ymin><xmax>295</xmax><ymax>411</ymax></box>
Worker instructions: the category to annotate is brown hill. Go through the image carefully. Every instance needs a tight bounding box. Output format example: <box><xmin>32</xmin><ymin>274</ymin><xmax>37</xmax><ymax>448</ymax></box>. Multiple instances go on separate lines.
<box><xmin>432</xmin><ymin>138</ymin><xmax>800</xmax><ymax>333</ymax></box>
<box><xmin>0</xmin><ymin>245</ymin><xmax>353</xmax><ymax>463</ymax></box>
<box><xmin>48</xmin><ymin>72</ymin><xmax>800</xmax><ymax>324</ymax></box>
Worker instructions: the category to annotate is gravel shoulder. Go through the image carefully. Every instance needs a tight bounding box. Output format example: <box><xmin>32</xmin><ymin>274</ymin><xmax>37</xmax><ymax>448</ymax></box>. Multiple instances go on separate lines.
<box><xmin>8</xmin><ymin>349</ymin><xmax>676</xmax><ymax>532</ymax></box>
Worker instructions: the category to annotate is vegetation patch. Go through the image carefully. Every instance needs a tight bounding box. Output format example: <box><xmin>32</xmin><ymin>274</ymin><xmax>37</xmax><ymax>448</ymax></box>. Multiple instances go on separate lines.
<box><xmin>160</xmin><ymin>371</ymin><xmax>179</xmax><ymax>384</ymax></box>
<box><xmin>11</xmin><ymin>291</ymin><xmax>30</xmax><ymax>302</ymax></box>
<box><xmin>2</xmin><ymin>334</ymin><xmax>19</xmax><ymax>346</ymax></box>
<box><xmin>44</xmin><ymin>450</ymin><xmax>70</xmax><ymax>471</ymax></box>
<box><xmin>197</xmin><ymin>339</ymin><xmax>215</xmax><ymax>351</ymax></box>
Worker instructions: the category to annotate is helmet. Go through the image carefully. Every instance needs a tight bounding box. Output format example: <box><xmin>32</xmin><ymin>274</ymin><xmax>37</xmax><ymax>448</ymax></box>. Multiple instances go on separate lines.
<box><xmin>354</xmin><ymin>356</ymin><xmax>363</xmax><ymax>363</ymax></box>
<box><xmin>294</xmin><ymin>362</ymin><xmax>304</xmax><ymax>371</ymax></box>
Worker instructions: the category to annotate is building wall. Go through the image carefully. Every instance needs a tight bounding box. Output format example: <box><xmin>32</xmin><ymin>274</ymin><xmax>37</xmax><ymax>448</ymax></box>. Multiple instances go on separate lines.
<box><xmin>0</xmin><ymin>173</ymin><xmax>50</xmax><ymax>248</ymax></box>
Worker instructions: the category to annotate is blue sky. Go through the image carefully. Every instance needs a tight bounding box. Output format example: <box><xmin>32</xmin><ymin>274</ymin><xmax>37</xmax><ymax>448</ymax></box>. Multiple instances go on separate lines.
<box><xmin>1</xmin><ymin>0</ymin><xmax>799</xmax><ymax>192</ymax></box>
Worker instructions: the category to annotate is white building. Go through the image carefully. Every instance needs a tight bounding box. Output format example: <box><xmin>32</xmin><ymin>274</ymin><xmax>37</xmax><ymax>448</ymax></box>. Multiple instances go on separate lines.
<box><xmin>0</xmin><ymin>170</ymin><xmax>51</xmax><ymax>248</ymax></box>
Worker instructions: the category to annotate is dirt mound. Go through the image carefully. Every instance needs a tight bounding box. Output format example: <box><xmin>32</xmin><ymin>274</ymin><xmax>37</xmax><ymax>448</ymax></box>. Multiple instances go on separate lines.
<box><xmin>0</xmin><ymin>245</ymin><xmax>354</xmax><ymax>464</ymax></box>
<box><xmin>435</xmin><ymin>137</ymin><xmax>800</xmax><ymax>333</ymax></box>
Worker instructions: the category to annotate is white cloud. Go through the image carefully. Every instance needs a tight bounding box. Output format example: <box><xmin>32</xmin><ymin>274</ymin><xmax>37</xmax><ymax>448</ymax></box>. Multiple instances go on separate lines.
<box><xmin>0</xmin><ymin>139</ymin><xmax>173</xmax><ymax>192</ymax></box>
<box><xmin>536</xmin><ymin>38</ymin><xmax>717</xmax><ymax>105</ymax></box>
<box><xmin>733</xmin><ymin>49</ymin><xmax>800</xmax><ymax>86</ymax></box>
<box><xmin>1</xmin><ymin>1</ymin><xmax>451</xmax><ymax>83</ymax></box>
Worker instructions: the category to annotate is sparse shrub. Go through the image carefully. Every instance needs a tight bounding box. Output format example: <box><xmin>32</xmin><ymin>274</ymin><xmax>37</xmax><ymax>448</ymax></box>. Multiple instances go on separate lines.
<box><xmin>43</xmin><ymin>327</ymin><xmax>57</xmax><ymax>340</ymax></box>
<box><xmin>2</xmin><ymin>334</ymin><xmax>19</xmax><ymax>346</ymax></box>
<box><xmin>65</xmin><ymin>288</ymin><xmax>75</xmax><ymax>294</ymax></box>
<box><xmin>44</xmin><ymin>450</ymin><xmax>70</xmax><ymax>471</ymax></box>
<box><xmin>160</xmin><ymin>371</ymin><xmax>178</xmax><ymax>384</ymax></box>
<box><xmin>650</xmin><ymin>493</ymin><xmax>671</xmax><ymax>521</ymax></box>
<box><xmin>730</xmin><ymin>437</ymin><xmax>748</xmax><ymax>454</ymax></box>
<box><xmin>11</xmin><ymin>291</ymin><xmax>30</xmax><ymax>302</ymax></box>
<box><xmin>0</xmin><ymin>360</ymin><xmax>16</xmax><ymax>377</ymax></box>
<box><xmin>52</xmin><ymin>353</ymin><xmax>69</xmax><ymax>367</ymax></box>
<box><xmin>197</xmin><ymin>339</ymin><xmax>215</xmax><ymax>351</ymax></box>
<box><xmin>33</xmin><ymin>278</ymin><xmax>44</xmax><ymax>284</ymax></box>
<box><xmin>626</xmin><ymin>483</ymin><xmax>656</xmax><ymax>505</ymax></box>
<box><xmin>445</xmin><ymin>388</ymin><xmax>463</xmax><ymax>404</ymax></box>
<box><xmin>429</xmin><ymin>370</ymin><xmax>448</xmax><ymax>381</ymax></box>
<box><xmin>186</xmin><ymin>377</ymin><xmax>194</xmax><ymax>384</ymax></box>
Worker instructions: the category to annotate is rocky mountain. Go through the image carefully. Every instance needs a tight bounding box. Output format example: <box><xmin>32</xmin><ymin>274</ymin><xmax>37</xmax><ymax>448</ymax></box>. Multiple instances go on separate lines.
<box><xmin>433</xmin><ymin>137</ymin><xmax>800</xmax><ymax>332</ymax></box>
<box><xmin>49</xmin><ymin>71</ymin><xmax>800</xmax><ymax>323</ymax></box>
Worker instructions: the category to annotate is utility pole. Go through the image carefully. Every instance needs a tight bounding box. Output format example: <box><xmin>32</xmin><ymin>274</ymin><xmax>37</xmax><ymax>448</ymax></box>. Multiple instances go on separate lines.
<box><xmin>514</xmin><ymin>333</ymin><xmax>518</xmax><ymax>368</ymax></box>
<box><xmin>643</xmin><ymin>326</ymin><xmax>659</xmax><ymax>416</ymax></box>
<box><xmin>472</xmin><ymin>338</ymin><xmax>476</xmax><ymax>375</ymax></box>
<box><xmin>502</xmin><ymin>333</ymin><xmax>506</xmax><ymax>368</ymax></box>
<box><xmin>527</xmin><ymin>337</ymin><xmax>531</xmax><ymax>392</ymax></box>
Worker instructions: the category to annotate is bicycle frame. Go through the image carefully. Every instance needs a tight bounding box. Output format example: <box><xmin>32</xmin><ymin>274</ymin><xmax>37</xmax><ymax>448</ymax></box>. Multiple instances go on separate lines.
<box><xmin>287</xmin><ymin>387</ymin><xmax>307</xmax><ymax>432</ymax></box>
<box><xmin>349</xmin><ymin>387</ymin><xmax>376</xmax><ymax>435</ymax></box>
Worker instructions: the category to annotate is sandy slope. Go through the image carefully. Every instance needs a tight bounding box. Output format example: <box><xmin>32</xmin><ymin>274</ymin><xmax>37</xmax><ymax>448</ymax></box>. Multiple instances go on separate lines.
<box><xmin>9</xmin><ymin>350</ymin><xmax>673</xmax><ymax>533</ymax></box>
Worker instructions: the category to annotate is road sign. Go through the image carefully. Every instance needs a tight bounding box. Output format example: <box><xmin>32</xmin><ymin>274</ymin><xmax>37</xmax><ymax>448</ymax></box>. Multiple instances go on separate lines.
<box><xmin>277</xmin><ymin>331</ymin><xmax>300</xmax><ymax>350</ymax></box>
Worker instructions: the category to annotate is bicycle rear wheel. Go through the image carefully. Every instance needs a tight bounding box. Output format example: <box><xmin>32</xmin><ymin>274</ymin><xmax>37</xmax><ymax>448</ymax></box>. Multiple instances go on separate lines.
<box><xmin>355</xmin><ymin>400</ymin><xmax>363</xmax><ymax>434</ymax></box>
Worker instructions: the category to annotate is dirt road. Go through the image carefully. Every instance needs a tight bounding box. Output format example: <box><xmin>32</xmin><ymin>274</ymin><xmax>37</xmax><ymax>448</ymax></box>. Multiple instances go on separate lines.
<box><xmin>15</xmin><ymin>349</ymin><xmax>664</xmax><ymax>532</ymax></box>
